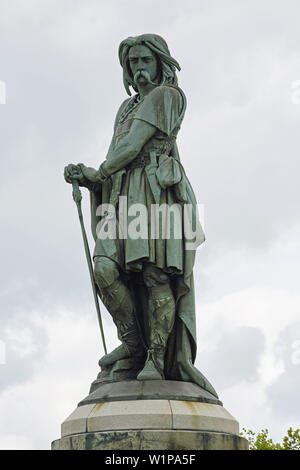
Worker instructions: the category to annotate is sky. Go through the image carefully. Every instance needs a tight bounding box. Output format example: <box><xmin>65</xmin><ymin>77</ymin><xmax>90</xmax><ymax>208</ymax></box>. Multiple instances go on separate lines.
<box><xmin>0</xmin><ymin>0</ymin><xmax>300</xmax><ymax>449</ymax></box>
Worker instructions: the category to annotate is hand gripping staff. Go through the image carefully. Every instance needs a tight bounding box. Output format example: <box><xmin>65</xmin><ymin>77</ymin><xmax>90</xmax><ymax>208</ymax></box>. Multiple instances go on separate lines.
<box><xmin>71</xmin><ymin>179</ymin><xmax>107</xmax><ymax>355</ymax></box>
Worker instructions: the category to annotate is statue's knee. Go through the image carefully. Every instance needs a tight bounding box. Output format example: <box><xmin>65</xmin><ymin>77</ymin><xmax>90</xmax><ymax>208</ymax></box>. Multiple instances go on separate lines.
<box><xmin>94</xmin><ymin>257</ymin><xmax>119</xmax><ymax>288</ymax></box>
<box><xmin>143</xmin><ymin>264</ymin><xmax>169</xmax><ymax>288</ymax></box>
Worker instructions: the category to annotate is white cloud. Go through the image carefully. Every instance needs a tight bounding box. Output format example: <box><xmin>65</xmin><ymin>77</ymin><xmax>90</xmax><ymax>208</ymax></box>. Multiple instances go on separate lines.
<box><xmin>0</xmin><ymin>306</ymin><xmax>118</xmax><ymax>450</ymax></box>
<box><xmin>1</xmin><ymin>0</ymin><xmax>300</xmax><ymax>449</ymax></box>
<box><xmin>0</xmin><ymin>434</ymin><xmax>34</xmax><ymax>451</ymax></box>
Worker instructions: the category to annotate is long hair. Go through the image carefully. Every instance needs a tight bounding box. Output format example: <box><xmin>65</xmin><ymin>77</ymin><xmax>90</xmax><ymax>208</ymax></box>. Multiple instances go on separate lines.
<box><xmin>118</xmin><ymin>34</ymin><xmax>181</xmax><ymax>96</ymax></box>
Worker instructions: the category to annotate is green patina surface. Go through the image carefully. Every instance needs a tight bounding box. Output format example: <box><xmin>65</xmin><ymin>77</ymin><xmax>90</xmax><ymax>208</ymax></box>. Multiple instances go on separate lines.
<box><xmin>64</xmin><ymin>34</ymin><xmax>218</xmax><ymax>399</ymax></box>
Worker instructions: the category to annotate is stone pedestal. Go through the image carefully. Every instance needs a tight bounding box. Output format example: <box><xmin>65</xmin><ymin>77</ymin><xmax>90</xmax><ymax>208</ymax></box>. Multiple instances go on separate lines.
<box><xmin>51</xmin><ymin>380</ymin><xmax>248</xmax><ymax>450</ymax></box>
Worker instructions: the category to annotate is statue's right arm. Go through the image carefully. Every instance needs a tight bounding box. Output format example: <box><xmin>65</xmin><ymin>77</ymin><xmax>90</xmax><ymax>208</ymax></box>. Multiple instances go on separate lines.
<box><xmin>102</xmin><ymin>119</ymin><xmax>157</xmax><ymax>176</ymax></box>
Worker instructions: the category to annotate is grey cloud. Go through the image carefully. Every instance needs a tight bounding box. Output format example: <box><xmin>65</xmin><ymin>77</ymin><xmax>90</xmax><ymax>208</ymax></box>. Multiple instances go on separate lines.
<box><xmin>1</xmin><ymin>0</ymin><xmax>299</xmax><ymax>304</ymax></box>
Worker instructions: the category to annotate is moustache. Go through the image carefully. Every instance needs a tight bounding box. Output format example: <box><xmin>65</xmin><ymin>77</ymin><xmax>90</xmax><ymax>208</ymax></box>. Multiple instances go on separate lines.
<box><xmin>133</xmin><ymin>70</ymin><xmax>156</xmax><ymax>86</ymax></box>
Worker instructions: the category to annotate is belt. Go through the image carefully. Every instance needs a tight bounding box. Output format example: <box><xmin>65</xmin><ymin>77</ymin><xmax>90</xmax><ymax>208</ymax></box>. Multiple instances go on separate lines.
<box><xmin>126</xmin><ymin>153</ymin><xmax>152</xmax><ymax>170</ymax></box>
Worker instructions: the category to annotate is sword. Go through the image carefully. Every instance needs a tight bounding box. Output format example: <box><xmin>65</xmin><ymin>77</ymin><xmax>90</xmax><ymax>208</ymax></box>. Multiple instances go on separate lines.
<box><xmin>71</xmin><ymin>178</ymin><xmax>107</xmax><ymax>355</ymax></box>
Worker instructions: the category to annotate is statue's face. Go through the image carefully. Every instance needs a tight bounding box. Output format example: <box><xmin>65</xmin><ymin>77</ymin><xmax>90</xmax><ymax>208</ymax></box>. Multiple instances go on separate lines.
<box><xmin>128</xmin><ymin>44</ymin><xmax>158</xmax><ymax>86</ymax></box>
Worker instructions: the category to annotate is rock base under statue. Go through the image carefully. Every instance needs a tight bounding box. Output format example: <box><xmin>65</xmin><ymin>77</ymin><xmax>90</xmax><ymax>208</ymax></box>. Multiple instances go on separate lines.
<box><xmin>51</xmin><ymin>380</ymin><xmax>248</xmax><ymax>450</ymax></box>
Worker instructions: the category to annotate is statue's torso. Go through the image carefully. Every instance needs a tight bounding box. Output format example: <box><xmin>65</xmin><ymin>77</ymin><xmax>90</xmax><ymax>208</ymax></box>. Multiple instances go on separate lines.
<box><xmin>112</xmin><ymin>85</ymin><xmax>185</xmax><ymax>163</ymax></box>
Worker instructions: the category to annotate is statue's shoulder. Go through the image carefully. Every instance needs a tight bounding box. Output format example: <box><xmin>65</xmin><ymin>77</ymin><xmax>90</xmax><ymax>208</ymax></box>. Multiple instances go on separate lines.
<box><xmin>148</xmin><ymin>85</ymin><xmax>186</xmax><ymax>111</ymax></box>
<box><xmin>116</xmin><ymin>96</ymin><xmax>134</xmax><ymax>116</ymax></box>
<box><xmin>150</xmin><ymin>84</ymin><xmax>183</xmax><ymax>98</ymax></box>
<box><xmin>120</xmin><ymin>96</ymin><xmax>134</xmax><ymax>109</ymax></box>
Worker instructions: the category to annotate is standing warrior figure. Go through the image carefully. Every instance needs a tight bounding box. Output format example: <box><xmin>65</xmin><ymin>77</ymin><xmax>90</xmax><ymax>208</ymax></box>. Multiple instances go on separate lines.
<box><xmin>64</xmin><ymin>34</ymin><xmax>218</xmax><ymax>398</ymax></box>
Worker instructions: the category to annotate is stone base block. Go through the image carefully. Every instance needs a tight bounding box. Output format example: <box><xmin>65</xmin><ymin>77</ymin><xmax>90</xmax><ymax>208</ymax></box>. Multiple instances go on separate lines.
<box><xmin>52</xmin><ymin>429</ymin><xmax>248</xmax><ymax>450</ymax></box>
<box><xmin>51</xmin><ymin>381</ymin><xmax>248</xmax><ymax>450</ymax></box>
<box><xmin>59</xmin><ymin>400</ymin><xmax>239</xmax><ymax>437</ymax></box>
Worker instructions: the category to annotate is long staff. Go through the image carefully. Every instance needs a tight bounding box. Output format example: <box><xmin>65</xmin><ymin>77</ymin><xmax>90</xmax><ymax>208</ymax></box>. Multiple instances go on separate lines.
<box><xmin>71</xmin><ymin>179</ymin><xmax>107</xmax><ymax>355</ymax></box>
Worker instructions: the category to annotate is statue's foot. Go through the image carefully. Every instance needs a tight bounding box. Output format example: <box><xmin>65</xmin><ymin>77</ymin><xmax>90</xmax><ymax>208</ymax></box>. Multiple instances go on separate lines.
<box><xmin>137</xmin><ymin>355</ymin><xmax>164</xmax><ymax>381</ymax></box>
<box><xmin>98</xmin><ymin>344</ymin><xmax>131</xmax><ymax>368</ymax></box>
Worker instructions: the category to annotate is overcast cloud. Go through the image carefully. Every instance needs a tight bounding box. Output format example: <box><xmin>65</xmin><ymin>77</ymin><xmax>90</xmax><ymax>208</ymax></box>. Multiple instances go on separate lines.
<box><xmin>0</xmin><ymin>0</ymin><xmax>299</xmax><ymax>449</ymax></box>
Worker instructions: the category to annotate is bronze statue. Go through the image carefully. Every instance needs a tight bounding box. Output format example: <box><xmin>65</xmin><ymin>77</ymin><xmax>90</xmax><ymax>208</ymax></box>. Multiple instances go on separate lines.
<box><xmin>64</xmin><ymin>34</ymin><xmax>218</xmax><ymax>398</ymax></box>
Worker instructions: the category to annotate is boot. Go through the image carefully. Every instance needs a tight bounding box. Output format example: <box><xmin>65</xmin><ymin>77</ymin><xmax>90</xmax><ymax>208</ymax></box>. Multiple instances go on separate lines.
<box><xmin>136</xmin><ymin>347</ymin><xmax>165</xmax><ymax>380</ymax></box>
<box><xmin>98</xmin><ymin>326</ymin><xmax>139</xmax><ymax>368</ymax></box>
<box><xmin>98</xmin><ymin>279</ymin><xmax>144</xmax><ymax>368</ymax></box>
<box><xmin>137</xmin><ymin>283</ymin><xmax>175</xmax><ymax>381</ymax></box>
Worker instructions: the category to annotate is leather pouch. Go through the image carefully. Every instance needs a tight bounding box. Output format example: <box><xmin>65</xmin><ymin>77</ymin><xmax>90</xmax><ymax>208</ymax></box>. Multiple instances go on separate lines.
<box><xmin>156</xmin><ymin>154</ymin><xmax>182</xmax><ymax>188</ymax></box>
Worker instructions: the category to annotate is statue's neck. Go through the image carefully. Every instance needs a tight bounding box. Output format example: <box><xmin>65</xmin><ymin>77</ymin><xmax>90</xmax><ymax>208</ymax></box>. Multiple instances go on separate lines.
<box><xmin>137</xmin><ymin>82</ymin><xmax>157</xmax><ymax>99</ymax></box>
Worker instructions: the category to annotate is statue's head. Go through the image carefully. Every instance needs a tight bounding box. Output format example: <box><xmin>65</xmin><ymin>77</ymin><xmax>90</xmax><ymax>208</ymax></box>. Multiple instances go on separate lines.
<box><xmin>119</xmin><ymin>34</ymin><xmax>181</xmax><ymax>95</ymax></box>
